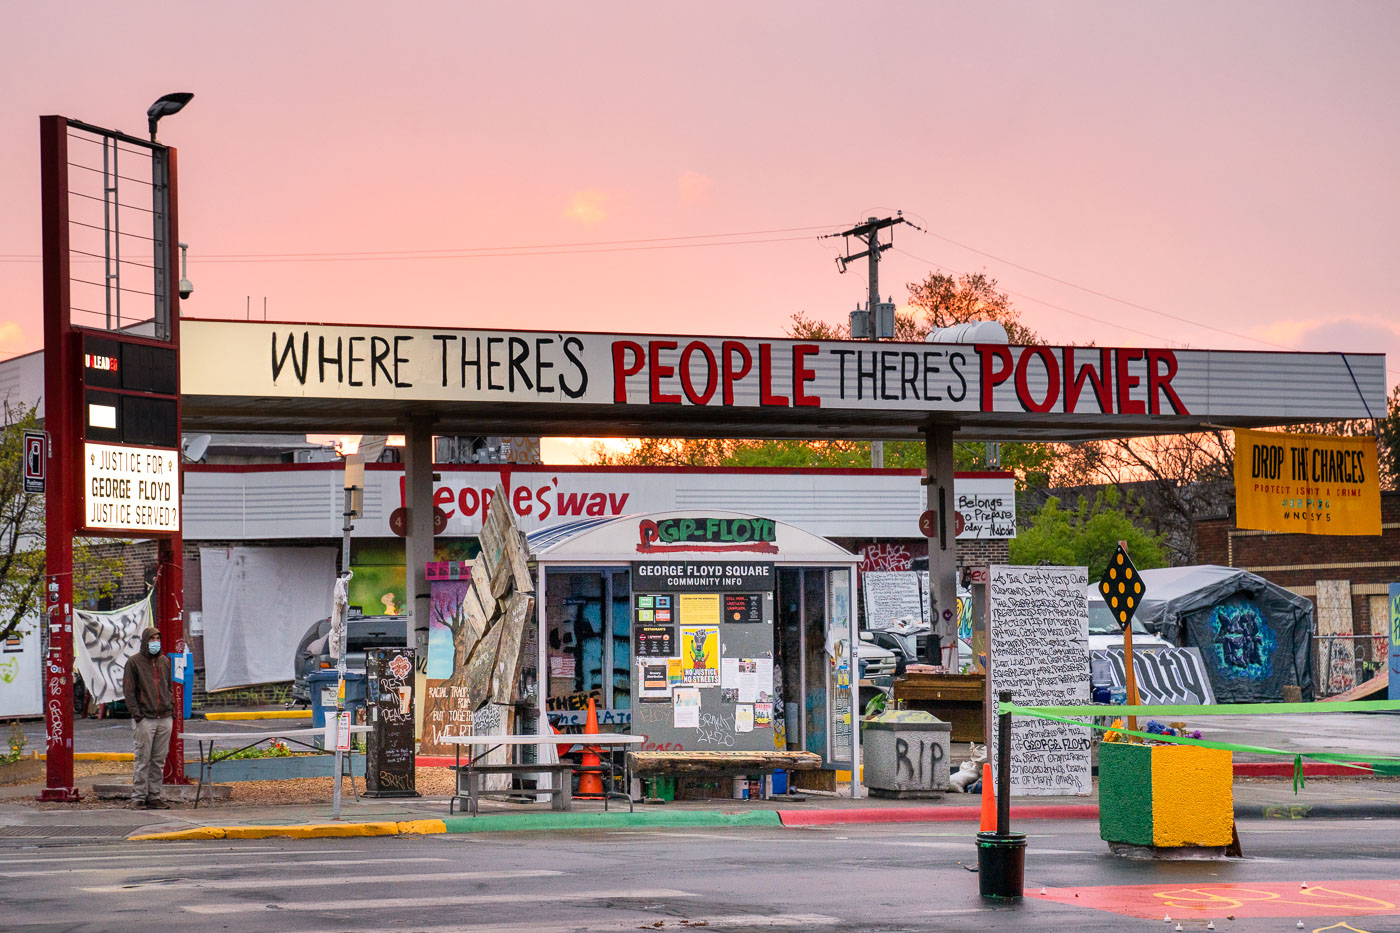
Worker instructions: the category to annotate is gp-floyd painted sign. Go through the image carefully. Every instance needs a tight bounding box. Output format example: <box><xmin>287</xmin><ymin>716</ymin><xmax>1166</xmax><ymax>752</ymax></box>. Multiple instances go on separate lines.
<box><xmin>180</xmin><ymin>322</ymin><xmax>1386</xmax><ymax>424</ymax></box>
<box><xmin>637</xmin><ymin>516</ymin><xmax>778</xmax><ymax>554</ymax></box>
<box><xmin>83</xmin><ymin>442</ymin><xmax>179</xmax><ymax>533</ymax></box>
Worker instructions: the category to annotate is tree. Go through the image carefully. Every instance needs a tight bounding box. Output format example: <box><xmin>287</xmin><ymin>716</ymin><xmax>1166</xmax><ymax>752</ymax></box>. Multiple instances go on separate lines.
<box><xmin>0</xmin><ymin>402</ymin><xmax>121</xmax><ymax>642</ymax></box>
<box><xmin>1009</xmin><ymin>486</ymin><xmax>1168</xmax><ymax>572</ymax></box>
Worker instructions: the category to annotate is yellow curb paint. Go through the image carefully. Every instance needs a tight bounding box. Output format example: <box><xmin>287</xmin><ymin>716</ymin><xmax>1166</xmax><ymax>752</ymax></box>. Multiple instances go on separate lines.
<box><xmin>36</xmin><ymin>752</ymin><xmax>136</xmax><ymax>761</ymax></box>
<box><xmin>220</xmin><ymin>822</ymin><xmax>402</xmax><ymax>840</ymax></box>
<box><xmin>1150</xmin><ymin>744</ymin><xmax>1234</xmax><ymax>847</ymax></box>
<box><xmin>203</xmin><ymin>710</ymin><xmax>312</xmax><ymax>721</ymax></box>
<box><xmin>396</xmin><ymin>819</ymin><xmax>446</xmax><ymax>835</ymax></box>
<box><xmin>129</xmin><ymin>827</ymin><xmax>228</xmax><ymax>841</ymax></box>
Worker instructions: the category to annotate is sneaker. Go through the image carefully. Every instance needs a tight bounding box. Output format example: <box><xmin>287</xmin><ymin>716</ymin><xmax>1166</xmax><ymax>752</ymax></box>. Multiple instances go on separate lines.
<box><xmin>146</xmin><ymin>798</ymin><xmax>170</xmax><ymax>809</ymax></box>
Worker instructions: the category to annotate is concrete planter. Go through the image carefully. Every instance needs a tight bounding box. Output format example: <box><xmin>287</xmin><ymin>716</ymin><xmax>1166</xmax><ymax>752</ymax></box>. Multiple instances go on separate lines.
<box><xmin>1099</xmin><ymin>742</ymin><xmax>1233</xmax><ymax>852</ymax></box>
<box><xmin>0</xmin><ymin>757</ymin><xmax>43</xmax><ymax>786</ymax></box>
<box><xmin>183</xmin><ymin>752</ymin><xmax>364</xmax><ymax>783</ymax></box>
<box><xmin>862</xmin><ymin>713</ymin><xmax>951</xmax><ymax>798</ymax></box>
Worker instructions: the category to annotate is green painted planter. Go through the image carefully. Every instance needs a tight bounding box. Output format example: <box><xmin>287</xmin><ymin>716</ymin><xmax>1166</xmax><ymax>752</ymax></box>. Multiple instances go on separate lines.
<box><xmin>1099</xmin><ymin>741</ymin><xmax>1233</xmax><ymax>848</ymax></box>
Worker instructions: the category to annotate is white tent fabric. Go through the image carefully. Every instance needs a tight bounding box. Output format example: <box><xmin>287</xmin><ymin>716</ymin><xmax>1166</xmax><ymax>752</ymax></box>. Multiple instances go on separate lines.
<box><xmin>200</xmin><ymin>546</ymin><xmax>337</xmax><ymax>691</ymax></box>
<box><xmin>73</xmin><ymin>596</ymin><xmax>152</xmax><ymax>705</ymax></box>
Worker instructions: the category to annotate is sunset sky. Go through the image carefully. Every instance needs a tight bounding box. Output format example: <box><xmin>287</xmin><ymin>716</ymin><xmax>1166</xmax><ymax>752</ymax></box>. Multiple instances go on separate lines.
<box><xmin>2</xmin><ymin>2</ymin><xmax>1396</xmax><ymax>462</ymax></box>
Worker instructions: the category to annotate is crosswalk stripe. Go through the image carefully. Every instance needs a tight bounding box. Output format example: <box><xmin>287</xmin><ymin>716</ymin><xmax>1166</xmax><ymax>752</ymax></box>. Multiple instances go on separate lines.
<box><xmin>347</xmin><ymin>913</ymin><xmax>840</xmax><ymax>931</ymax></box>
<box><xmin>184</xmin><ymin>889</ymin><xmax>697</xmax><ymax>915</ymax></box>
<box><xmin>0</xmin><ymin>846</ymin><xmax>346</xmax><ymax>865</ymax></box>
<box><xmin>84</xmin><ymin>868</ymin><xmax>559</xmax><ymax>893</ymax></box>
<box><xmin>7</xmin><ymin>856</ymin><xmax>450</xmax><ymax>879</ymax></box>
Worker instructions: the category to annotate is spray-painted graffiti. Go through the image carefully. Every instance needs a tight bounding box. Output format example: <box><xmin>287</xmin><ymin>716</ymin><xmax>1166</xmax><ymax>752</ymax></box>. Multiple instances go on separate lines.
<box><xmin>1210</xmin><ymin>600</ymin><xmax>1275</xmax><ymax>682</ymax></box>
<box><xmin>860</xmin><ymin>543</ymin><xmax>912</xmax><ymax>573</ymax></box>
<box><xmin>72</xmin><ymin>597</ymin><xmax>153</xmax><ymax>705</ymax></box>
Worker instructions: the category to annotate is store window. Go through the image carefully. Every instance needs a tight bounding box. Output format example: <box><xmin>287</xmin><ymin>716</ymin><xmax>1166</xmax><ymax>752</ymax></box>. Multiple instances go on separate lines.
<box><xmin>544</xmin><ymin>569</ymin><xmax>631</xmax><ymax>718</ymax></box>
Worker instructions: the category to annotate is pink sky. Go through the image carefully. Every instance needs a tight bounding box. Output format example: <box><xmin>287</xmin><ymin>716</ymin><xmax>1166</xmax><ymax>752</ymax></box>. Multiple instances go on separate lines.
<box><xmin>2</xmin><ymin>3</ymin><xmax>1397</xmax><ymax>461</ymax></box>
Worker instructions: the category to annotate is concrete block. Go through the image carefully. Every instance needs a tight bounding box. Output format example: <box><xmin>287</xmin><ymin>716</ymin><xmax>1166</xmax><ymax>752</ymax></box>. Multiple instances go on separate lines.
<box><xmin>862</xmin><ymin>718</ymin><xmax>951</xmax><ymax>797</ymax></box>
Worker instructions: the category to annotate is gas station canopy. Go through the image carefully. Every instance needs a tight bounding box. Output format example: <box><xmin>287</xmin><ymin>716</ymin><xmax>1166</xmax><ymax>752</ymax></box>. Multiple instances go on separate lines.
<box><xmin>179</xmin><ymin>320</ymin><xmax>1387</xmax><ymax>442</ymax></box>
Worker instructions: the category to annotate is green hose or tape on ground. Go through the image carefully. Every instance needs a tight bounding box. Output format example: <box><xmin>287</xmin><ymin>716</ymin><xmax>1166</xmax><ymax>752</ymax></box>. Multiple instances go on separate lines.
<box><xmin>998</xmin><ymin>699</ymin><xmax>1400</xmax><ymax>718</ymax></box>
<box><xmin>998</xmin><ymin>702</ymin><xmax>1400</xmax><ymax>794</ymax></box>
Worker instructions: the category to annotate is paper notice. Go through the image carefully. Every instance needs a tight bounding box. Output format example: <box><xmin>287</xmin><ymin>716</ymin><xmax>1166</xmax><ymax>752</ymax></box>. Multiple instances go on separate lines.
<box><xmin>754</xmin><ymin>702</ymin><xmax>773</xmax><ymax>726</ymax></box>
<box><xmin>736</xmin><ymin>704</ymin><xmax>754</xmax><ymax>732</ymax></box>
<box><xmin>756</xmin><ymin>658</ymin><xmax>774</xmax><ymax>703</ymax></box>
<box><xmin>679</xmin><ymin>593</ymin><xmax>721</xmax><ymax>625</ymax></box>
<box><xmin>721</xmin><ymin>657</ymin><xmax>740</xmax><ymax>689</ymax></box>
<box><xmin>680</xmin><ymin>625</ymin><xmax>720</xmax><ymax>686</ymax></box>
<box><xmin>666</xmin><ymin>657</ymin><xmax>683</xmax><ymax>687</ymax></box>
<box><xmin>737</xmin><ymin>659</ymin><xmax>758</xmax><ymax>703</ymax></box>
<box><xmin>673</xmin><ymin>686</ymin><xmax>701</xmax><ymax>728</ymax></box>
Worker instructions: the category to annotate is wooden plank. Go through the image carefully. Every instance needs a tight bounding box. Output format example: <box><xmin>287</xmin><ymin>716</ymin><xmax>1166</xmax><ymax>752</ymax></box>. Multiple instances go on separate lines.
<box><xmin>1320</xmin><ymin>668</ymin><xmax>1387</xmax><ymax>702</ymax></box>
<box><xmin>468</xmin><ymin>554</ymin><xmax>497</xmax><ymax>620</ymax></box>
<box><xmin>490</xmin><ymin>593</ymin><xmax>534</xmax><ymax>705</ymax></box>
<box><xmin>627</xmin><ymin>750</ymin><xmax>823</xmax><ymax>775</ymax></box>
<box><xmin>461</xmin><ymin>621</ymin><xmax>505</xmax><ymax>707</ymax></box>
<box><xmin>489</xmin><ymin>547</ymin><xmax>514</xmax><ymax>599</ymax></box>
<box><xmin>506</xmin><ymin>530</ymin><xmax>534</xmax><ymax>594</ymax></box>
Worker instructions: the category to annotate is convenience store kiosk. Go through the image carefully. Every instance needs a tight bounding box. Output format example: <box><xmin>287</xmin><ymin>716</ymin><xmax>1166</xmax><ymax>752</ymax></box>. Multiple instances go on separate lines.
<box><xmin>529</xmin><ymin>511</ymin><xmax>863</xmax><ymax>796</ymax></box>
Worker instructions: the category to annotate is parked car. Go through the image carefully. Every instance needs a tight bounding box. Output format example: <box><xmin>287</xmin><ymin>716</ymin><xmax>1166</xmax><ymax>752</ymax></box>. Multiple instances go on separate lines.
<box><xmin>1086</xmin><ymin>594</ymin><xmax>1171</xmax><ymax>651</ymax></box>
<box><xmin>857</xmin><ymin>632</ymin><xmax>899</xmax><ymax>679</ymax></box>
<box><xmin>291</xmin><ymin>613</ymin><xmax>407</xmax><ymax>705</ymax></box>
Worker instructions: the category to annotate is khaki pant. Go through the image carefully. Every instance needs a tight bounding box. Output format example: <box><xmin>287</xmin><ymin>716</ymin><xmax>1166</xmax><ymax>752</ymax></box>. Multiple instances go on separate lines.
<box><xmin>132</xmin><ymin>717</ymin><xmax>173</xmax><ymax>802</ymax></box>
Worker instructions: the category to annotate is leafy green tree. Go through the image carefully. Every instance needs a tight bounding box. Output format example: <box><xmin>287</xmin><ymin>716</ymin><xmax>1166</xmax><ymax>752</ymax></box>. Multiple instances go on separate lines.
<box><xmin>1009</xmin><ymin>486</ymin><xmax>1167</xmax><ymax>572</ymax></box>
<box><xmin>1</xmin><ymin>402</ymin><xmax>122</xmax><ymax>642</ymax></box>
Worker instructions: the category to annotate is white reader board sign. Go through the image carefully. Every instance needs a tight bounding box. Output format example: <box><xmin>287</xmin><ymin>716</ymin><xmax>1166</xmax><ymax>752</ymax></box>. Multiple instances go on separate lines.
<box><xmin>862</xmin><ymin>572</ymin><xmax>924</xmax><ymax>628</ymax></box>
<box><xmin>987</xmin><ymin>565</ymin><xmax>1091</xmax><ymax>796</ymax></box>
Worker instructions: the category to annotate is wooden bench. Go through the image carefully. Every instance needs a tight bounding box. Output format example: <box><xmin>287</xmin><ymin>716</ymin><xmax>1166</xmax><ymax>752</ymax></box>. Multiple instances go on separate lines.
<box><xmin>627</xmin><ymin>750</ymin><xmax>823</xmax><ymax>799</ymax></box>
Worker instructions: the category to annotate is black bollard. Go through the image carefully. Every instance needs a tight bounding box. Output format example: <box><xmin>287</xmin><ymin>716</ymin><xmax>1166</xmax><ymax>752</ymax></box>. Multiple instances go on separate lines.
<box><xmin>978</xmin><ymin>690</ymin><xmax>1026</xmax><ymax>900</ymax></box>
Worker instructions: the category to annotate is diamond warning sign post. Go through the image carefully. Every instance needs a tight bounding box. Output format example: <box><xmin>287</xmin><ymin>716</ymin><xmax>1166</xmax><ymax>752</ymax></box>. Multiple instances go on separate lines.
<box><xmin>1099</xmin><ymin>542</ymin><xmax>1147</xmax><ymax>729</ymax></box>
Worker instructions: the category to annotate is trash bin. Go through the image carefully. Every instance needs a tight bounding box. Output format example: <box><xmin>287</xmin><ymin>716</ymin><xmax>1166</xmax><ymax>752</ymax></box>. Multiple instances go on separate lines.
<box><xmin>308</xmin><ymin>670</ymin><xmax>367</xmax><ymax>731</ymax></box>
<box><xmin>976</xmin><ymin>831</ymin><xmax>1027</xmax><ymax>899</ymax></box>
<box><xmin>862</xmin><ymin>710</ymin><xmax>951</xmax><ymax>798</ymax></box>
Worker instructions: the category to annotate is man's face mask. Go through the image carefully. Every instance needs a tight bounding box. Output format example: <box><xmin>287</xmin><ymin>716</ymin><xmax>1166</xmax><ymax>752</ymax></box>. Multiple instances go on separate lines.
<box><xmin>148</xmin><ymin>641</ymin><xmax>161</xmax><ymax>655</ymax></box>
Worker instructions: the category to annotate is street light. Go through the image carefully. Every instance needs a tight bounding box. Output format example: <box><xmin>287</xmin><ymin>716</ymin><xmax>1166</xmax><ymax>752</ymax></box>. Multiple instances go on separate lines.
<box><xmin>146</xmin><ymin>92</ymin><xmax>194</xmax><ymax>142</ymax></box>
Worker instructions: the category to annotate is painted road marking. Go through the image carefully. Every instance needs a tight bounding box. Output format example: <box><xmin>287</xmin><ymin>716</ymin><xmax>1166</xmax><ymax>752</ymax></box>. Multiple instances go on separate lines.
<box><xmin>1037</xmin><ymin>880</ymin><xmax>1400</xmax><ymax>919</ymax></box>
<box><xmin>84</xmin><ymin>869</ymin><xmax>560</xmax><ymax>893</ymax></box>
<box><xmin>184</xmin><ymin>889</ymin><xmax>699</xmax><ymax>915</ymax></box>
<box><xmin>0</xmin><ymin>846</ymin><xmax>348</xmax><ymax>865</ymax></box>
<box><xmin>4</xmin><ymin>856</ymin><xmax>452</xmax><ymax>878</ymax></box>
<box><xmin>331</xmin><ymin>914</ymin><xmax>840</xmax><ymax>931</ymax></box>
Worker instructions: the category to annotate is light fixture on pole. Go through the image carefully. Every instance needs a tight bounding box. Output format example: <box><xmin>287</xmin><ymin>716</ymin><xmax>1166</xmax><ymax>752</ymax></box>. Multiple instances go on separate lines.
<box><xmin>146</xmin><ymin>92</ymin><xmax>194</xmax><ymax>142</ymax></box>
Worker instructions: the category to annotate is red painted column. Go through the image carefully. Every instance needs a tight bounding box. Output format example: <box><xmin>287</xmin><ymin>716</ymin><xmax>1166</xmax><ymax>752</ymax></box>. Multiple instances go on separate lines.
<box><xmin>39</xmin><ymin>115</ymin><xmax>78</xmax><ymax>801</ymax></box>
<box><xmin>158</xmin><ymin>536</ymin><xmax>186</xmax><ymax>784</ymax></box>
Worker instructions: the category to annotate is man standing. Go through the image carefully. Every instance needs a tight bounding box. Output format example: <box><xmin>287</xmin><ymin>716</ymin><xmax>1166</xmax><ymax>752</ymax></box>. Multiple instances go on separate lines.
<box><xmin>123</xmin><ymin>627</ymin><xmax>173</xmax><ymax>809</ymax></box>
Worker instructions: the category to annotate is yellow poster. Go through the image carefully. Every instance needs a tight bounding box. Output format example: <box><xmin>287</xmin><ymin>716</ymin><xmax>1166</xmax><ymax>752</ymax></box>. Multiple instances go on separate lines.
<box><xmin>1234</xmin><ymin>429</ymin><xmax>1381</xmax><ymax>536</ymax></box>
<box><xmin>679</xmin><ymin>625</ymin><xmax>719</xmax><ymax>685</ymax></box>
<box><xmin>678</xmin><ymin>593</ymin><xmax>720</xmax><ymax>625</ymax></box>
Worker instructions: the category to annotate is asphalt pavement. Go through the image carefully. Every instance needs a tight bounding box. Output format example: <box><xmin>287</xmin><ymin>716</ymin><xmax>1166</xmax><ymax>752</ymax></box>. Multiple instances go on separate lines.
<box><xmin>5</xmin><ymin>818</ymin><xmax>1400</xmax><ymax>931</ymax></box>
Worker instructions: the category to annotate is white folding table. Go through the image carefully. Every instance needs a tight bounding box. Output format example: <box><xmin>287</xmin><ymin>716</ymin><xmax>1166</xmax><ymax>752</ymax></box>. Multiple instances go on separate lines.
<box><xmin>180</xmin><ymin>725</ymin><xmax>371</xmax><ymax>808</ymax></box>
<box><xmin>443</xmin><ymin>733</ymin><xmax>647</xmax><ymax>815</ymax></box>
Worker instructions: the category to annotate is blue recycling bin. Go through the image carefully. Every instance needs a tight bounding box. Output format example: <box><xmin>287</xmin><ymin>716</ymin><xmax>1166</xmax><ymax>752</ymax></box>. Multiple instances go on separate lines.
<box><xmin>308</xmin><ymin>670</ymin><xmax>367</xmax><ymax>730</ymax></box>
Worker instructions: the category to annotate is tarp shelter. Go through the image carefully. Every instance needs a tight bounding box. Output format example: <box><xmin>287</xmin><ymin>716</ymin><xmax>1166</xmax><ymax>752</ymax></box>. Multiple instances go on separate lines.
<box><xmin>1092</xmin><ymin>565</ymin><xmax>1314</xmax><ymax>702</ymax></box>
<box><xmin>528</xmin><ymin>510</ymin><xmax>863</xmax><ymax>795</ymax></box>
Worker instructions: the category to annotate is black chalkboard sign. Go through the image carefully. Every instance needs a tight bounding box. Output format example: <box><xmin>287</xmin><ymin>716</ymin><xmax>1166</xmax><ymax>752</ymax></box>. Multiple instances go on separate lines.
<box><xmin>365</xmin><ymin>648</ymin><xmax>419</xmax><ymax>797</ymax></box>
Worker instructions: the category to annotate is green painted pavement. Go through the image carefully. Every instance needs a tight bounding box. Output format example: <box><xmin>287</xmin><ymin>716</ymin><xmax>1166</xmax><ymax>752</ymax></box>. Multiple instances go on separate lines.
<box><xmin>443</xmin><ymin>809</ymin><xmax>784</xmax><ymax>834</ymax></box>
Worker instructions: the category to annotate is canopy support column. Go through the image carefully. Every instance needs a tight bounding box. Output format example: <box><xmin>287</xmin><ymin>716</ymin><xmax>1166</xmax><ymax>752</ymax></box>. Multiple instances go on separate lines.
<box><xmin>403</xmin><ymin>419</ymin><xmax>434</xmax><ymax>661</ymax></box>
<box><xmin>923</xmin><ymin>424</ymin><xmax>958</xmax><ymax>666</ymax></box>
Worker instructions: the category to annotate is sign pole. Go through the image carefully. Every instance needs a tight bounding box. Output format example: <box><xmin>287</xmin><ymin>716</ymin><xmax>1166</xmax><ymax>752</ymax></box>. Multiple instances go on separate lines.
<box><xmin>1118</xmin><ymin>541</ymin><xmax>1141</xmax><ymax>733</ymax></box>
<box><xmin>39</xmin><ymin>115</ymin><xmax>78</xmax><ymax>801</ymax></box>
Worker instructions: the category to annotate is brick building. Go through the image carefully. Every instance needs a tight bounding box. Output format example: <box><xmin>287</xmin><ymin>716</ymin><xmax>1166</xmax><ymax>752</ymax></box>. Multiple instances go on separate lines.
<box><xmin>1195</xmin><ymin>491</ymin><xmax>1399</xmax><ymax>693</ymax></box>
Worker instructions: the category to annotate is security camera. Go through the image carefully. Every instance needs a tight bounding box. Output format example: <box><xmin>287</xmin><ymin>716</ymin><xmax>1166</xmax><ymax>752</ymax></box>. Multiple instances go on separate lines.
<box><xmin>177</xmin><ymin>242</ymin><xmax>193</xmax><ymax>300</ymax></box>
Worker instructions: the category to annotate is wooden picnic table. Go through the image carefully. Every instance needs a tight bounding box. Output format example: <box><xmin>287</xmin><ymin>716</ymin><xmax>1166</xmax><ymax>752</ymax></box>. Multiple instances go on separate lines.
<box><xmin>443</xmin><ymin>733</ymin><xmax>647</xmax><ymax>815</ymax></box>
<box><xmin>180</xmin><ymin>726</ymin><xmax>371</xmax><ymax>809</ymax></box>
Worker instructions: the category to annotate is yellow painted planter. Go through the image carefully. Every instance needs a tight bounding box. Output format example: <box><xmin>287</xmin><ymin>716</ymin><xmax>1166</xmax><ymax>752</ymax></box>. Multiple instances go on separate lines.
<box><xmin>1099</xmin><ymin>742</ymin><xmax>1233</xmax><ymax>848</ymax></box>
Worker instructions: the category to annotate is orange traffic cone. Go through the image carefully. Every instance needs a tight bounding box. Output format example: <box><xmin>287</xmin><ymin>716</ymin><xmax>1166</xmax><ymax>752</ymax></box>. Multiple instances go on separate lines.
<box><xmin>576</xmin><ymin>697</ymin><xmax>605</xmax><ymax>799</ymax></box>
<box><xmin>979</xmin><ymin>762</ymin><xmax>996</xmax><ymax>832</ymax></box>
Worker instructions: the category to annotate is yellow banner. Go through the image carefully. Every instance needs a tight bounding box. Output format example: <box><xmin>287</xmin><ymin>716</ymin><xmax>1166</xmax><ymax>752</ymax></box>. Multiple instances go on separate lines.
<box><xmin>1234</xmin><ymin>429</ymin><xmax>1381</xmax><ymax>535</ymax></box>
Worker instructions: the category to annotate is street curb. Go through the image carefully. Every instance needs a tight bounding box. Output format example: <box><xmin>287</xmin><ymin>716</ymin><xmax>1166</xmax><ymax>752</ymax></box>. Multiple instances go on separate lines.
<box><xmin>775</xmin><ymin>804</ymin><xmax>1100</xmax><ymax>826</ymax></box>
<box><xmin>1238</xmin><ymin>801</ymin><xmax>1399</xmax><ymax>821</ymax></box>
<box><xmin>1234</xmin><ymin>761</ymin><xmax>1373</xmax><ymax>778</ymax></box>
<box><xmin>203</xmin><ymin>710</ymin><xmax>312</xmax><ymax>721</ymax></box>
<box><xmin>441</xmin><ymin>810</ymin><xmax>784</xmax><ymax>834</ymax></box>
<box><xmin>129</xmin><ymin>819</ymin><xmax>447</xmax><ymax>841</ymax></box>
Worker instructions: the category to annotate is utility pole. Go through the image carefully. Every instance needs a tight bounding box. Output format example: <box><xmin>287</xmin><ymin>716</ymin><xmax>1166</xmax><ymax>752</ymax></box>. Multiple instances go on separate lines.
<box><xmin>828</xmin><ymin>214</ymin><xmax>910</xmax><ymax>468</ymax></box>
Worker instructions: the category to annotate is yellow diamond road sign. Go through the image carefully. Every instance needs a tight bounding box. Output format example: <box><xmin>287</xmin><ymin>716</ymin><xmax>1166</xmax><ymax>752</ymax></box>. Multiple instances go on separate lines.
<box><xmin>1098</xmin><ymin>543</ymin><xmax>1145</xmax><ymax>632</ymax></box>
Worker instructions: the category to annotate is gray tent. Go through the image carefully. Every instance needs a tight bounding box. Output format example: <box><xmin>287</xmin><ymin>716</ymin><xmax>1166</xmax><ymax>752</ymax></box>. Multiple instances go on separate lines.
<box><xmin>1115</xmin><ymin>565</ymin><xmax>1314</xmax><ymax>702</ymax></box>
